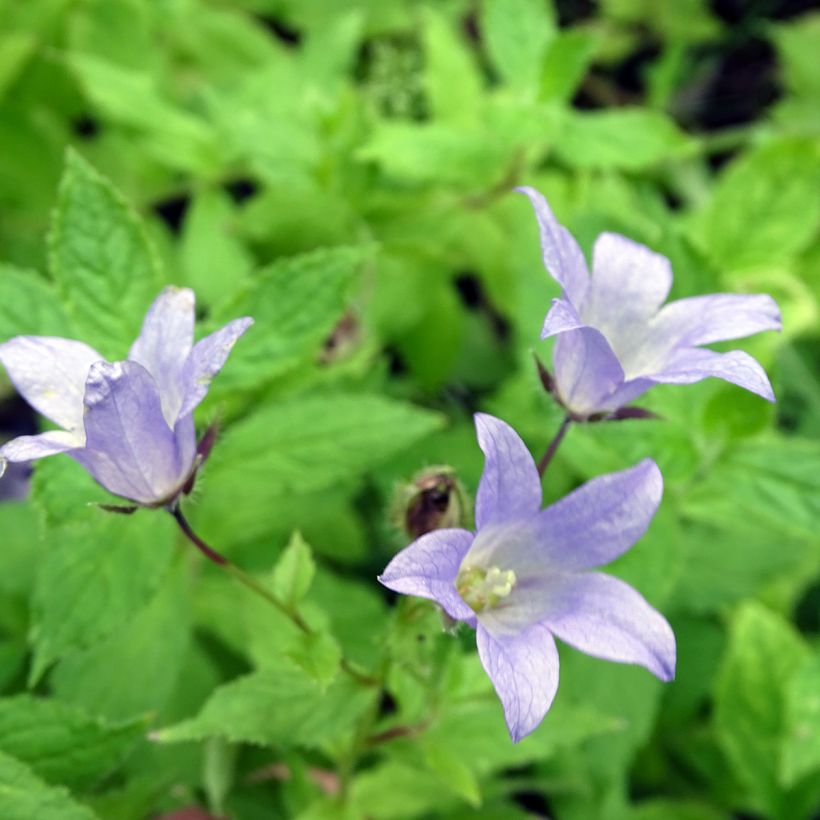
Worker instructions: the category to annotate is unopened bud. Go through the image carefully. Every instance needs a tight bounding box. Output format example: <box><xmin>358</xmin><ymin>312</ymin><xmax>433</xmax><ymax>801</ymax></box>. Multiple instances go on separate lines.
<box><xmin>392</xmin><ymin>465</ymin><xmax>470</xmax><ymax>539</ymax></box>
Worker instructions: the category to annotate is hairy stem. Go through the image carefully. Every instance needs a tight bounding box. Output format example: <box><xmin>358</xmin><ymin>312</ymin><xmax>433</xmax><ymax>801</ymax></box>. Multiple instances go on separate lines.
<box><xmin>537</xmin><ymin>415</ymin><xmax>572</xmax><ymax>477</ymax></box>
<box><xmin>170</xmin><ymin>506</ymin><xmax>376</xmax><ymax>685</ymax></box>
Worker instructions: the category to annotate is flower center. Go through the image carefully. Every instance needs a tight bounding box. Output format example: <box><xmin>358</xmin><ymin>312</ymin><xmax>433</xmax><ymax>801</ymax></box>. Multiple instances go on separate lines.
<box><xmin>456</xmin><ymin>565</ymin><xmax>516</xmax><ymax>613</ymax></box>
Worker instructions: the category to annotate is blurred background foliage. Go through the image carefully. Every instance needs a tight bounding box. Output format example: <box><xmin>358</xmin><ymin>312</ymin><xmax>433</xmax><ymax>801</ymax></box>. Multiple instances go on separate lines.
<box><xmin>0</xmin><ymin>0</ymin><xmax>819</xmax><ymax>818</ymax></box>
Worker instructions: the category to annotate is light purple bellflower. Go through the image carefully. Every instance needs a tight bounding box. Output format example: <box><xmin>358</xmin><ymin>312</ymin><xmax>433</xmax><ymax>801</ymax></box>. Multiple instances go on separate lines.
<box><xmin>0</xmin><ymin>287</ymin><xmax>252</xmax><ymax>506</ymax></box>
<box><xmin>518</xmin><ymin>186</ymin><xmax>781</xmax><ymax>419</ymax></box>
<box><xmin>379</xmin><ymin>413</ymin><xmax>675</xmax><ymax>742</ymax></box>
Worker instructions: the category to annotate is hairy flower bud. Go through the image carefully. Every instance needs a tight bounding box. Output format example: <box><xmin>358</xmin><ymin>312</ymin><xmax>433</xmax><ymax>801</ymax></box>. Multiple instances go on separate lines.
<box><xmin>392</xmin><ymin>465</ymin><xmax>470</xmax><ymax>539</ymax></box>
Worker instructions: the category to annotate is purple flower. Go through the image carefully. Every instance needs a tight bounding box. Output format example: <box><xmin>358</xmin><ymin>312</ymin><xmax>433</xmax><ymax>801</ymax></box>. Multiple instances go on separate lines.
<box><xmin>0</xmin><ymin>287</ymin><xmax>252</xmax><ymax>506</ymax></box>
<box><xmin>379</xmin><ymin>413</ymin><xmax>675</xmax><ymax>742</ymax></box>
<box><xmin>518</xmin><ymin>186</ymin><xmax>781</xmax><ymax>419</ymax></box>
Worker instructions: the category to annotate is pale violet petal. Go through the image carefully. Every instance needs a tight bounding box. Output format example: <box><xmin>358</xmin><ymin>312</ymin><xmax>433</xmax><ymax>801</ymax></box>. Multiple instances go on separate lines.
<box><xmin>476</xmin><ymin>622</ymin><xmax>560</xmax><ymax>742</ymax></box>
<box><xmin>129</xmin><ymin>286</ymin><xmax>195</xmax><ymax>424</ymax></box>
<box><xmin>73</xmin><ymin>361</ymin><xmax>192</xmax><ymax>505</ymax></box>
<box><xmin>0</xmin><ymin>430</ymin><xmax>81</xmax><ymax>463</ymax></box>
<box><xmin>177</xmin><ymin>318</ymin><xmax>253</xmax><ymax>420</ymax></box>
<box><xmin>541</xmin><ymin>298</ymin><xmax>584</xmax><ymax>340</ymax></box>
<box><xmin>378</xmin><ymin>528</ymin><xmax>475</xmax><ymax>621</ymax></box>
<box><xmin>535</xmin><ymin>459</ymin><xmax>663</xmax><ymax>571</ymax></box>
<box><xmin>585</xmin><ymin>232</ymin><xmax>672</xmax><ymax>328</ymax></box>
<box><xmin>540</xmin><ymin>572</ymin><xmax>676</xmax><ymax>682</ymax></box>
<box><xmin>0</xmin><ymin>336</ymin><xmax>103</xmax><ymax>433</ymax></box>
<box><xmin>474</xmin><ymin>413</ymin><xmax>541</xmax><ymax>530</ymax></box>
<box><xmin>516</xmin><ymin>186</ymin><xmax>590</xmax><ymax>308</ymax></box>
<box><xmin>553</xmin><ymin>327</ymin><xmax>625</xmax><ymax>418</ymax></box>
<box><xmin>651</xmin><ymin>293</ymin><xmax>781</xmax><ymax>349</ymax></box>
<box><xmin>649</xmin><ymin>347</ymin><xmax>775</xmax><ymax>402</ymax></box>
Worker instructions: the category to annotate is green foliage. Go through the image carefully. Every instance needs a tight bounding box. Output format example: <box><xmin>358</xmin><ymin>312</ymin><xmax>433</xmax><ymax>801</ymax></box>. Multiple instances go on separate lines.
<box><xmin>0</xmin><ymin>0</ymin><xmax>818</xmax><ymax>817</ymax></box>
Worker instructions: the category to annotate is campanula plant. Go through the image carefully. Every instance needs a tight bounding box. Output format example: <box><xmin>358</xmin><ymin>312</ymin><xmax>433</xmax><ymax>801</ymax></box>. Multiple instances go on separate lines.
<box><xmin>0</xmin><ymin>286</ymin><xmax>252</xmax><ymax>507</ymax></box>
<box><xmin>380</xmin><ymin>413</ymin><xmax>675</xmax><ymax>741</ymax></box>
<box><xmin>517</xmin><ymin>187</ymin><xmax>782</xmax><ymax>420</ymax></box>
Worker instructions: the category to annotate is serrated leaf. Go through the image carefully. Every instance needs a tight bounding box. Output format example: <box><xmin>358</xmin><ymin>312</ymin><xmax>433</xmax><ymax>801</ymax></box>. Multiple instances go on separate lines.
<box><xmin>195</xmin><ymin>394</ymin><xmax>443</xmax><ymax>540</ymax></box>
<box><xmin>714</xmin><ymin>602</ymin><xmax>809</xmax><ymax>815</ymax></box>
<box><xmin>0</xmin><ymin>696</ymin><xmax>145</xmax><ymax>790</ymax></box>
<box><xmin>0</xmin><ymin>265</ymin><xmax>70</xmax><ymax>338</ymax></box>
<box><xmin>358</xmin><ymin>123</ymin><xmax>510</xmax><ymax>187</ymax></box>
<box><xmin>689</xmin><ymin>138</ymin><xmax>820</xmax><ymax>274</ymax></box>
<box><xmin>155</xmin><ymin>664</ymin><xmax>375</xmax><ymax>749</ymax></box>
<box><xmin>539</xmin><ymin>29</ymin><xmax>597</xmax><ymax>102</ymax></box>
<box><xmin>213</xmin><ymin>246</ymin><xmax>365</xmax><ymax>391</ymax></box>
<box><xmin>273</xmin><ymin>531</ymin><xmax>316</xmax><ymax>608</ymax></box>
<box><xmin>781</xmin><ymin>654</ymin><xmax>820</xmax><ymax>787</ymax></box>
<box><xmin>51</xmin><ymin>563</ymin><xmax>190</xmax><ymax>721</ymax></box>
<box><xmin>0</xmin><ymin>750</ymin><xmax>99</xmax><ymax>820</ymax></box>
<box><xmin>29</xmin><ymin>513</ymin><xmax>174</xmax><ymax>683</ymax></box>
<box><xmin>554</xmin><ymin>109</ymin><xmax>692</xmax><ymax>170</ymax></box>
<box><xmin>422</xmin><ymin>10</ymin><xmax>482</xmax><ymax>125</ymax></box>
<box><xmin>482</xmin><ymin>0</ymin><xmax>556</xmax><ymax>92</ymax></box>
<box><xmin>48</xmin><ymin>150</ymin><xmax>164</xmax><ymax>354</ymax></box>
<box><xmin>65</xmin><ymin>55</ymin><xmax>219</xmax><ymax>174</ymax></box>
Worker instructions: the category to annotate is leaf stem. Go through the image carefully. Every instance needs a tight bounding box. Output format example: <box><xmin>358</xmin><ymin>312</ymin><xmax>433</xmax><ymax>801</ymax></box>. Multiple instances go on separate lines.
<box><xmin>537</xmin><ymin>415</ymin><xmax>572</xmax><ymax>477</ymax></box>
<box><xmin>169</xmin><ymin>506</ymin><xmax>377</xmax><ymax>686</ymax></box>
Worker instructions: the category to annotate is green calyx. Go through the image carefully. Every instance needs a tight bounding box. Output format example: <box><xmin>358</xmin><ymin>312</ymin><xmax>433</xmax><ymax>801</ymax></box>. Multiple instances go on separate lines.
<box><xmin>456</xmin><ymin>565</ymin><xmax>516</xmax><ymax>613</ymax></box>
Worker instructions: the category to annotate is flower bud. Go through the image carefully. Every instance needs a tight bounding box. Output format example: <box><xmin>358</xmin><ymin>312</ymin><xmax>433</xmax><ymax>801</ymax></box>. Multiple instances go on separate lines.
<box><xmin>392</xmin><ymin>465</ymin><xmax>470</xmax><ymax>539</ymax></box>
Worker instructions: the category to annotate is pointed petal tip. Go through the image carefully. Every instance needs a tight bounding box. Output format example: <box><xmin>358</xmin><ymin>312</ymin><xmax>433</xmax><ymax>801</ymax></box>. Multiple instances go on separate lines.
<box><xmin>0</xmin><ymin>457</ymin><xmax>6</xmax><ymax>479</ymax></box>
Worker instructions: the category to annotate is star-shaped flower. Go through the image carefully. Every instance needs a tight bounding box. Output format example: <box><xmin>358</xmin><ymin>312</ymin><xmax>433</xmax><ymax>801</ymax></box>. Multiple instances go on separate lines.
<box><xmin>0</xmin><ymin>287</ymin><xmax>252</xmax><ymax>506</ymax></box>
<box><xmin>518</xmin><ymin>186</ymin><xmax>781</xmax><ymax>419</ymax></box>
<box><xmin>379</xmin><ymin>413</ymin><xmax>675</xmax><ymax>741</ymax></box>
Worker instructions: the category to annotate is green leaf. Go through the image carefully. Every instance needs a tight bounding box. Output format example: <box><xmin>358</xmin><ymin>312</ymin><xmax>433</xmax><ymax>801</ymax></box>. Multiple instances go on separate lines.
<box><xmin>554</xmin><ymin>109</ymin><xmax>692</xmax><ymax>170</ymax></box>
<box><xmin>48</xmin><ymin>150</ymin><xmax>163</xmax><ymax>354</ymax></box>
<box><xmin>0</xmin><ymin>696</ymin><xmax>145</xmax><ymax>790</ymax></box>
<box><xmin>273</xmin><ymin>531</ymin><xmax>316</xmax><ymax>608</ymax></box>
<box><xmin>781</xmin><ymin>653</ymin><xmax>820</xmax><ymax>787</ymax></box>
<box><xmin>714</xmin><ymin>602</ymin><xmax>809</xmax><ymax>815</ymax></box>
<box><xmin>155</xmin><ymin>664</ymin><xmax>375</xmax><ymax>749</ymax></box>
<box><xmin>771</xmin><ymin>13</ymin><xmax>820</xmax><ymax>100</ymax></box>
<box><xmin>50</xmin><ymin>563</ymin><xmax>190</xmax><ymax>721</ymax></box>
<box><xmin>0</xmin><ymin>265</ymin><xmax>71</xmax><ymax>338</ymax></box>
<box><xmin>29</xmin><ymin>513</ymin><xmax>174</xmax><ymax>683</ymax></box>
<box><xmin>179</xmin><ymin>188</ymin><xmax>253</xmax><ymax>309</ymax></box>
<box><xmin>358</xmin><ymin>123</ymin><xmax>511</xmax><ymax>187</ymax></box>
<box><xmin>481</xmin><ymin>0</ymin><xmax>556</xmax><ymax>92</ymax></box>
<box><xmin>195</xmin><ymin>393</ymin><xmax>443</xmax><ymax>540</ymax></box>
<box><xmin>539</xmin><ymin>29</ymin><xmax>598</xmax><ymax>102</ymax></box>
<box><xmin>422</xmin><ymin>10</ymin><xmax>482</xmax><ymax>125</ymax></box>
<box><xmin>0</xmin><ymin>750</ymin><xmax>99</xmax><ymax>820</ymax></box>
<box><xmin>65</xmin><ymin>54</ymin><xmax>219</xmax><ymax>174</ymax></box>
<box><xmin>214</xmin><ymin>246</ymin><xmax>365</xmax><ymax>391</ymax></box>
<box><xmin>689</xmin><ymin>138</ymin><xmax>820</xmax><ymax>274</ymax></box>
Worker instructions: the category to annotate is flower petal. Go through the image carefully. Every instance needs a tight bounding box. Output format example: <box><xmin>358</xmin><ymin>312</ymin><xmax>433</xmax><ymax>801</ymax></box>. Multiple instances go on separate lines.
<box><xmin>177</xmin><ymin>317</ymin><xmax>253</xmax><ymax>420</ymax></box>
<box><xmin>541</xmin><ymin>572</ymin><xmax>675</xmax><ymax>681</ymax></box>
<box><xmin>516</xmin><ymin>187</ymin><xmax>589</xmax><ymax>307</ymax></box>
<box><xmin>650</xmin><ymin>347</ymin><xmax>775</xmax><ymax>402</ymax></box>
<box><xmin>73</xmin><ymin>361</ymin><xmax>191</xmax><ymax>504</ymax></box>
<box><xmin>0</xmin><ymin>430</ymin><xmax>81</xmax><ymax>464</ymax></box>
<box><xmin>553</xmin><ymin>327</ymin><xmax>625</xmax><ymax>417</ymax></box>
<box><xmin>541</xmin><ymin>298</ymin><xmax>584</xmax><ymax>340</ymax></box>
<box><xmin>0</xmin><ymin>336</ymin><xmax>103</xmax><ymax>433</ymax></box>
<box><xmin>652</xmin><ymin>293</ymin><xmax>781</xmax><ymax>349</ymax></box>
<box><xmin>128</xmin><ymin>286</ymin><xmax>195</xmax><ymax>424</ymax></box>
<box><xmin>537</xmin><ymin>459</ymin><xmax>662</xmax><ymax>571</ymax></box>
<box><xmin>378</xmin><ymin>528</ymin><xmax>475</xmax><ymax>621</ymax></box>
<box><xmin>586</xmin><ymin>232</ymin><xmax>672</xmax><ymax>326</ymax></box>
<box><xmin>474</xmin><ymin>413</ymin><xmax>541</xmax><ymax>530</ymax></box>
<box><xmin>476</xmin><ymin>622</ymin><xmax>559</xmax><ymax>742</ymax></box>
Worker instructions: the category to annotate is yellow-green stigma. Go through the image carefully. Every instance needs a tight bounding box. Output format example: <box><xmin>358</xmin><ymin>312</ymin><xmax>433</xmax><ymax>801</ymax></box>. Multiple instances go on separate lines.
<box><xmin>456</xmin><ymin>565</ymin><xmax>516</xmax><ymax>613</ymax></box>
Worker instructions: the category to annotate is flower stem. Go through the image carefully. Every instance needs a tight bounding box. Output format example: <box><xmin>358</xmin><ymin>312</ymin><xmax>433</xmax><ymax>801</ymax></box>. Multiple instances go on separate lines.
<box><xmin>169</xmin><ymin>506</ymin><xmax>376</xmax><ymax>686</ymax></box>
<box><xmin>537</xmin><ymin>415</ymin><xmax>572</xmax><ymax>477</ymax></box>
